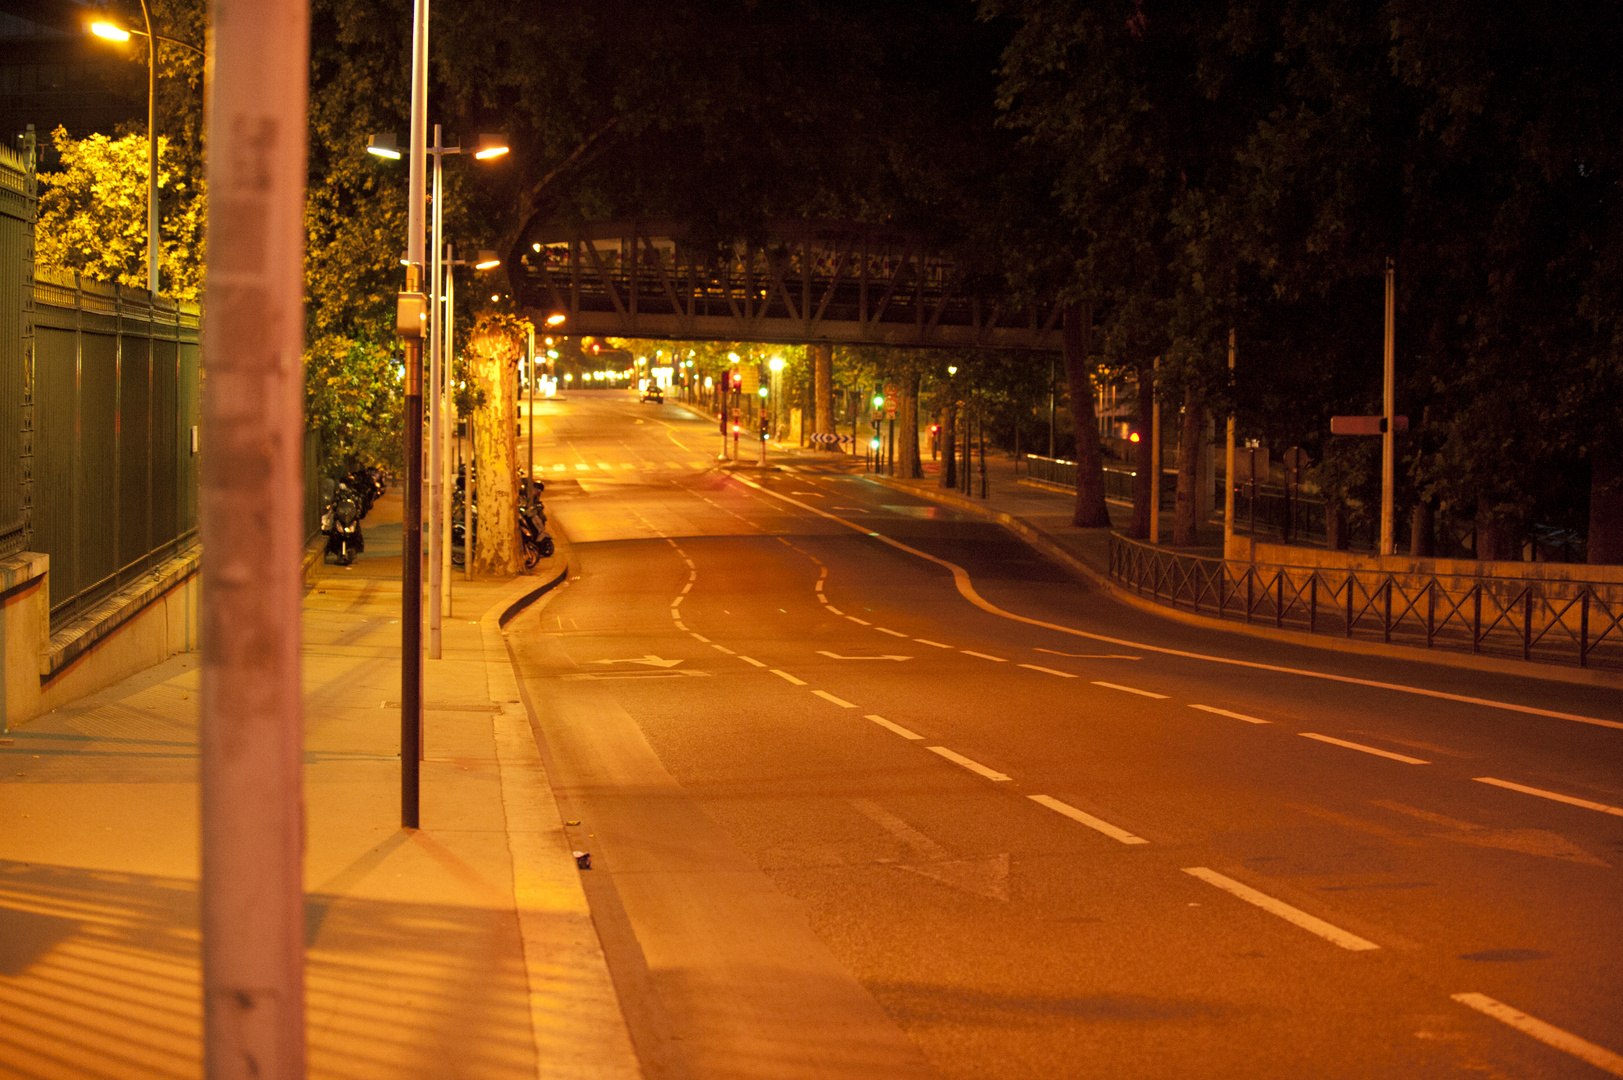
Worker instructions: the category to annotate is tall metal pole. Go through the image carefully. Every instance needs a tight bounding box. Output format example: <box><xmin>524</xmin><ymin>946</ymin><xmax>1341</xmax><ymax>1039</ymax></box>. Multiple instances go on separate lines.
<box><xmin>199</xmin><ymin>0</ymin><xmax>308</xmax><ymax>1073</ymax></box>
<box><xmin>1224</xmin><ymin>330</ymin><xmax>1236</xmax><ymax>555</ymax></box>
<box><xmin>427</xmin><ymin>127</ymin><xmax>443</xmax><ymax>659</ymax></box>
<box><xmin>1380</xmin><ymin>257</ymin><xmax>1396</xmax><ymax>556</ymax></box>
<box><xmin>139</xmin><ymin>0</ymin><xmax>158</xmax><ymax>297</ymax></box>
<box><xmin>401</xmin><ymin>0</ymin><xmax>428</xmax><ymax>829</ymax></box>
<box><xmin>443</xmin><ymin>246</ymin><xmax>455</xmax><ymax>613</ymax></box>
<box><xmin>1149</xmin><ymin>358</ymin><xmax>1161</xmax><ymax>545</ymax></box>
<box><xmin>526</xmin><ymin>324</ymin><xmax>535</xmax><ymax>497</ymax></box>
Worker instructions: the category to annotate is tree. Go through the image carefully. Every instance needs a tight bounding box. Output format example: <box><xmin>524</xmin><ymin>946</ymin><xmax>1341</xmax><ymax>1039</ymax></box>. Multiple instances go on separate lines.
<box><xmin>35</xmin><ymin>126</ymin><xmax>204</xmax><ymax>299</ymax></box>
<box><xmin>467</xmin><ymin>312</ymin><xmax>530</xmax><ymax>575</ymax></box>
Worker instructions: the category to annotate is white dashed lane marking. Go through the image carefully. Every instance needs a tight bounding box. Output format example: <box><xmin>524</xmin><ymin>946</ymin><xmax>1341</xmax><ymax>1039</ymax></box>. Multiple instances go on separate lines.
<box><xmin>812</xmin><ymin>690</ymin><xmax>858</xmax><ymax>708</ymax></box>
<box><xmin>927</xmin><ymin>746</ymin><xmax>1011</xmax><ymax>782</ymax></box>
<box><xmin>1452</xmin><ymin>993</ymin><xmax>1623</xmax><ymax>1077</ymax></box>
<box><xmin>770</xmin><ymin>669</ymin><xmax>807</xmax><ymax>686</ymax></box>
<box><xmin>1029</xmin><ymin>795</ymin><xmax>1147</xmax><ymax>844</ymax></box>
<box><xmin>1019</xmin><ymin>664</ymin><xmax>1077</xmax><ymax>679</ymax></box>
<box><xmin>1474</xmin><ymin>777</ymin><xmax>1623</xmax><ymax>817</ymax></box>
<box><xmin>914</xmin><ymin>639</ymin><xmax>951</xmax><ymax>649</ymax></box>
<box><xmin>961</xmin><ymin>650</ymin><xmax>1006</xmax><ymax>663</ymax></box>
<box><xmin>1183</xmin><ymin>867</ymin><xmax>1379</xmax><ymax>951</ymax></box>
<box><xmin>1299</xmin><ymin>733</ymin><xmax>1428</xmax><ymax>764</ymax></box>
<box><xmin>1091</xmin><ymin>681</ymin><xmax>1167</xmax><ymax>699</ymax></box>
<box><xmin>737</xmin><ymin>656</ymin><xmax>765</xmax><ymax>668</ymax></box>
<box><xmin>866</xmin><ymin>714</ymin><xmax>923</xmax><ymax>740</ymax></box>
<box><xmin>1190</xmin><ymin>704</ymin><xmax>1269</xmax><ymax>724</ymax></box>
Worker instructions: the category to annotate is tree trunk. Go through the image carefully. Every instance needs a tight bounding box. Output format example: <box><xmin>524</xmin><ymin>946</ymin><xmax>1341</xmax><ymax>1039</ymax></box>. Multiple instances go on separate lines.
<box><xmin>900</xmin><ymin>371</ymin><xmax>923</xmax><ymax>478</ymax></box>
<box><xmin>1173</xmin><ymin>388</ymin><xmax>1205</xmax><ymax>546</ymax></box>
<box><xmin>1129</xmin><ymin>360</ymin><xmax>1153</xmax><ymax>539</ymax></box>
<box><xmin>1410</xmin><ymin>502</ymin><xmax>1434</xmax><ymax>557</ymax></box>
<box><xmin>940</xmin><ymin>402</ymin><xmax>957</xmax><ymax>489</ymax></box>
<box><xmin>1062</xmin><ymin>302</ymin><xmax>1110</xmax><ymax>527</ymax></box>
<box><xmin>1475</xmin><ymin>496</ymin><xmax>1505</xmax><ymax>562</ymax></box>
<box><xmin>471</xmin><ymin>333</ymin><xmax>521</xmax><ymax>575</ymax></box>
<box><xmin>1588</xmin><ymin>454</ymin><xmax>1623</xmax><ymax>564</ymax></box>
<box><xmin>812</xmin><ymin>342</ymin><xmax>833</xmax><ymax>439</ymax></box>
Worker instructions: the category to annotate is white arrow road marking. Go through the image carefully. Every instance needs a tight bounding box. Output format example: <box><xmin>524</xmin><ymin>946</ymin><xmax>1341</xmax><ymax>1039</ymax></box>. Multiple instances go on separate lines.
<box><xmin>1374</xmin><ymin>800</ymin><xmax>1608</xmax><ymax>866</ymax></box>
<box><xmin>592</xmin><ymin>655</ymin><xmax>684</xmax><ymax>668</ymax></box>
<box><xmin>851</xmin><ymin>798</ymin><xmax>1009</xmax><ymax>903</ymax></box>
<box><xmin>816</xmin><ymin>651</ymin><xmax>912</xmax><ymax>661</ymax></box>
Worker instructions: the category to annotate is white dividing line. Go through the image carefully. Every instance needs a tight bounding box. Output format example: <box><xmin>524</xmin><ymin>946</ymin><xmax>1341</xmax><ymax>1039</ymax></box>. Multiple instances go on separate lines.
<box><xmin>1190</xmin><ymin>704</ymin><xmax>1269</xmax><ymax>725</ymax></box>
<box><xmin>670</xmin><ymin>595</ymin><xmax>684</xmax><ymax>607</ymax></box>
<box><xmin>1029</xmin><ymin>795</ymin><xmax>1146</xmax><ymax>844</ymax></box>
<box><xmin>1299</xmin><ymin>733</ymin><xmax>1429</xmax><ymax>764</ymax></box>
<box><xmin>914</xmin><ymin>639</ymin><xmax>951</xmax><ymax>649</ymax></box>
<box><xmin>770</xmin><ymin>669</ymin><xmax>807</xmax><ymax>686</ymax></box>
<box><xmin>1474</xmin><ymin>777</ymin><xmax>1623</xmax><ymax>817</ymax></box>
<box><xmin>1452</xmin><ymin>993</ymin><xmax>1623</xmax><ymax>1077</ymax></box>
<box><xmin>817</xmin><ymin>594</ymin><xmax>829</xmax><ymax>604</ymax></box>
<box><xmin>1019</xmin><ymin>664</ymin><xmax>1077</xmax><ymax>679</ymax></box>
<box><xmin>673</xmin><ymin>621</ymin><xmax>688</xmax><ymax>630</ymax></box>
<box><xmin>737</xmin><ymin>655</ymin><xmax>765</xmax><ymax>668</ymax></box>
<box><xmin>961</xmin><ymin>650</ymin><xmax>1007</xmax><ymax>662</ymax></box>
<box><xmin>926</xmin><ymin>746</ymin><xmax>1011</xmax><ymax>782</ymax></box>
<box><xmin>1091</xmin><ymin>681</ymin><xmax>1168</xmax><ymax>699</ymax></box>
<box><xmin>711</xmin><ymin>644</ymin><xmax>735</xmax><ymax>655</ymax></box>
<box><xmin>680</xmin><ymin>582</ymin><xmax>692</xmax><ymax>594</ymax></box>
<box><xmin>726</xmin><ymin>475</ymin><xmax>1623</xmax><ymax>734</ymax></box>
<box><xmin>814</xmin><ymin>580</ymin><xmax>824</xmax><ymax>591</ymax></box>
<box><xmin>812</xmin><ymin>690</ymin><xmax>857</xmax><ymax>708</ymax></box>
<box><xmin>825</xmin><ymin>605</ymin><xmax>844</xmax><ymax>615</ymax></box>
<box><xmin>874</xmin><ymin>627</ymin><xmax>908</xmax><ymax>637</ymax></box>
<box><xmin>866</xmin><ymin>714</ymin><xmax>923</xmax><ymax>740</ymax></box>
<box><xmin>846</xmin><ymin>616</ymin><xmax>871</xmax><ymax>625</ymax></box>
<box><xmin>574</xmin><ymin>463</ymin><xmax>590</xmax><ymax>472</ymax></box>
<box><xmin>689</xmin><ymin>632</ymin><xmax>710</xmax><ymax>643</ymax></box>
<box><xmin>1183</xmin><ymin>867</ymin><xmax>1380</xmax><ymax>951</ymax></box>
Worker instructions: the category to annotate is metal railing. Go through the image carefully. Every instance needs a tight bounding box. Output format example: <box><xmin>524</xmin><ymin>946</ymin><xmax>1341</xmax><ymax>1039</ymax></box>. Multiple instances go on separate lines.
<box><xmin>1025</xmin><ymin>455</ymin><xmax>1177</xmax><ymax>507</ymax></box>
<box><xmin>1107</xmin><ymin>533</ymin><xmax>1623</xmax><ymax>671</ymax></box>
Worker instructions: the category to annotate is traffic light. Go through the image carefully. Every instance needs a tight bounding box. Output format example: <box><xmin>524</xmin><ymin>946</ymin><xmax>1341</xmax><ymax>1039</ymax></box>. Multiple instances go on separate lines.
<box><xmin>872</xmin><ymin>393</ymin><xmax>885</xmax><ymax>410</ymax></box>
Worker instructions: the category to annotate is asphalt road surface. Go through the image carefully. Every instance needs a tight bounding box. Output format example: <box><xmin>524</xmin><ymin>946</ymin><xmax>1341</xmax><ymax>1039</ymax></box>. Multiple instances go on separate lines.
<box><xmin>509</xmin><ymin>390</ymin><xmax>1623</xmax><ymax>1080</ymax></box>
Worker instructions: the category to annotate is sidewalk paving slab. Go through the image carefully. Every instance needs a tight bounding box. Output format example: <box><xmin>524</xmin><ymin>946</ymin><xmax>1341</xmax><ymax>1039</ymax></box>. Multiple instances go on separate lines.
<box><xmin>0</xmin><ymin>489</ymin><xmax>640</xmax><ymax>1080</ymax></box>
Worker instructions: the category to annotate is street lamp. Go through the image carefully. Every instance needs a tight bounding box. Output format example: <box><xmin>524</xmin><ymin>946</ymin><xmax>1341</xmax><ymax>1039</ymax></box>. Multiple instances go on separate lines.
<box><xmin>368</xmin><ymin>127</ymin><xmax>507</xmax><ymax>655</ymax></box>
<box><xmin>86</xmin><ymin>9</ymin><xmax>203</xmax><ymax>298</ymax></box>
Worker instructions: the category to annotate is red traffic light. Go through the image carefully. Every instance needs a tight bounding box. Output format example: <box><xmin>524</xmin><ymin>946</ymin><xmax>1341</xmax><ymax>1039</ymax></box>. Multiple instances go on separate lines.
<box><xmin>930</xmin><ymin>424</ymin><xmax>940</xmax><ymax>433</ymax></box>
<box><xmin>1128</xmin><ymin>431</ymin><xmax>1142</xmax><ymax>443</ymax></box>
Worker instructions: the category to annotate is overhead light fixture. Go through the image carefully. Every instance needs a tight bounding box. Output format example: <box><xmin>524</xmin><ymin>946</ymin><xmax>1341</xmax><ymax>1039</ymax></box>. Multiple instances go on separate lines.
<box><xmin>545</xmin><ymin>313</ymin><xmax>566</xmax><ymax>326</ymax></box>
<box><xmin>532</xmin><ymin>243</ymin><xmax>542</xmax><ymax>252</ymax></box>
<box><xmin>474</xmin><ymin>250</ymin><xmax>500</xmax><ymax>270</ymax></box>
<box><xmin>474</xmin><ymin>133</ymin><xmax>510</xmax><ymax>160</ymax></box>
<box><xmin>89</xmin><ymin>21</ymin><xmax>131</xmax><ymax>42</ymax></box>
<box><xmin>367</xmin><ymin>133</ymin><xmax>401</xmax><ymax>160</ymax></box>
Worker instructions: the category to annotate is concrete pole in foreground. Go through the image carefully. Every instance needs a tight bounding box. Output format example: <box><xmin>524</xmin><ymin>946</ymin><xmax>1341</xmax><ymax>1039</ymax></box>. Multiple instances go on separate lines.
<box><xmin>1380</xmin><ymin>257</ymin><xmax>1396</xmax><ymax>556</ymax></box>
<box><xmin>199</xmin><ymin>0</ymin><xmax>309</xmax><ymax>1075</ymax></box>
<box><xmin>400</xmin><ymin>0</ymin><xmax>429</xmax><ymax>828</ymax></box>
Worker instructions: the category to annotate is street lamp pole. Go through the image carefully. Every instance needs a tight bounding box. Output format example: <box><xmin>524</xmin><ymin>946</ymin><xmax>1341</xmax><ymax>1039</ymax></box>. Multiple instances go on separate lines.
<box><xmin>400</xmin><ymin>0</ymin><xmax>429</xmax><ymax>830</ymax></box>
<box><xmin>428</xmin><ymin>125</ymin><xmax>445</xmax><ymax>659</ymax></box>
<box><xmin>139</xmin><ymin>0</ymin><xmax>156</xmax><ymax>296</ymax></box>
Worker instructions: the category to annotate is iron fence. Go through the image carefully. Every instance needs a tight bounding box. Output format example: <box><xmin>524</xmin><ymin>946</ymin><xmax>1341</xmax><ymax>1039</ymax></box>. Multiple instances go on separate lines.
<box><xmin>1107</xmin><ymin>534</ymin><xmax>1623</xmax><ymax>671</ymax></box>
<box><xmin>1025</xmin><ymin>454</ymin><xmax>1179</xmax><ymax>507</ymax></box>
<box><xmin>31</xmin><ymin>267</ymin><xmax>201</xmax><ymax>629</ymax></box>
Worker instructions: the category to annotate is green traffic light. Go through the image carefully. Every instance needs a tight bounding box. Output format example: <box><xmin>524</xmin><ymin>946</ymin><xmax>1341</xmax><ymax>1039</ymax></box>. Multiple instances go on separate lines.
<box><xmin>872</xmin><ymin>395</ymin><xmax>884</xmax><ymax>409</ymax></box>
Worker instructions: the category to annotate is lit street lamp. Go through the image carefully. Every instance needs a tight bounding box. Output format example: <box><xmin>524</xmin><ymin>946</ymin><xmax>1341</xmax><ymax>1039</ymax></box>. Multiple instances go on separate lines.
<box><xmin>368</xmin><ymin>127</ymin><xmax>507</xmax><ymax>656</ymax></box>
<box><xmin>87</xmin><ymin>9</ymin><xmax>204</xmax><ymax>298</ymax></box>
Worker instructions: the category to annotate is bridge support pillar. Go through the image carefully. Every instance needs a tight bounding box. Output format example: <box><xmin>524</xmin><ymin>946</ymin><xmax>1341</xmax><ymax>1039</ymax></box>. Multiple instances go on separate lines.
<box><xmin>812</xmin><ymin>342</ymin><xmax>833</xmax><ymax>440</ymax></box>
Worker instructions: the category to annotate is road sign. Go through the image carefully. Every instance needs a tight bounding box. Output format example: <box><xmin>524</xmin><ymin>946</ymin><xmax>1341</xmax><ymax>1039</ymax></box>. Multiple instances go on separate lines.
<box><xmin>1331</xmin><ymin>415</ymin><xmax>1408</xmax><ymax>435</ymax></box>
<box><xmin>741</xmin><ymin>365</ymin><xmax>759</xmax><ymax>395</ymax></box>
<box><xmin>883</xmin><ymin>383</ymin><xmax>899</xmax><ymax>419</ymax></box>
<box><xmin>1282</xmin><ymin>447</ymin><xmax>1309</xmax><ymax>476</ymax></box>
<box><xmin>1233</xmin><ymin>445</ymin><xmax>1270</xmax><ymax>483</ymax></box>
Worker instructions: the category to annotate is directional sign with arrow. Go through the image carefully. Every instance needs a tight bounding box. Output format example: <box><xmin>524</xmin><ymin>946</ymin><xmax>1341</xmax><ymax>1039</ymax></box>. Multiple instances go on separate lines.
<box><xmin>816</xmin><ymin>651</ymin><xmax>912</xmax><ymax>661</ymax></box>
<box><xmin>592</xmin><ymin>655</ymin><xmax>684</xmax><ymax>668</ymax></box>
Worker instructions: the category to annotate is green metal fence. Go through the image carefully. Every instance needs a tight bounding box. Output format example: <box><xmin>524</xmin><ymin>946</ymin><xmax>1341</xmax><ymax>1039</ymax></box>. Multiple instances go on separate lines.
<box><xmin>0</xmin><ymin>142</ymin><xmax>32</xmax><ymax>561</ymax></box>
<box><xmin>31</xmin><ymin>267</ymin><xmax>201</xmax><ymax>628</ymax></box>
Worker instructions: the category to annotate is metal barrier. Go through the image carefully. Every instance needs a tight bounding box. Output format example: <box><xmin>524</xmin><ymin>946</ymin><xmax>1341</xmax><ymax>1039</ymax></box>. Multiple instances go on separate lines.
<box><xmin>31</xmin><ymin>267</ymin><xmax>201</xmax><ymax>629</ymax></box>
<box><xmin>1107</xmin><ymin>533</ymin><xmax>1623</xmax><ymax>671</ymax></box>
<box><xmin>1025</xmin><ymin>454</ymin><xmax>1174</xmax><ymax>507</ymax></box>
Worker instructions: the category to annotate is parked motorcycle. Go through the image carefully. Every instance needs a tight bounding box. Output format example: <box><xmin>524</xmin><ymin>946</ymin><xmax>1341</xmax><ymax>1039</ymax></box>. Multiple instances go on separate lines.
<box><xmin>342</xmin><ymin>466</ymin><xmax>385</xmax><ymax>518</ymax></box>
<box><xmin>321</xmin><ymin>482</ymin><xmax>366</xmax><ymax>565</ymax></box>
<box><xmin>518</xmin><ymin>477</ymin><xmax>553</xmax><ymax>569</ymax></box>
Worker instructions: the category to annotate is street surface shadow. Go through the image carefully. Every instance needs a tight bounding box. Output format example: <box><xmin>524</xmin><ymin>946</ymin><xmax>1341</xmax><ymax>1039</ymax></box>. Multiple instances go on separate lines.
<box><xmin>868</xmin><ymin>979</ymin><xmax>1235</xmax><ymax>1027</ymax></box>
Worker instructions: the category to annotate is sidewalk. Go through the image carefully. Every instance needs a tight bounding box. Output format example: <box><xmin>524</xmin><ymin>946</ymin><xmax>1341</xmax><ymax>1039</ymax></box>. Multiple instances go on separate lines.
<box><xmin>0</xmin><ymin>491</ymin><xmax>639</xmax><ymax>1080</ymax></box>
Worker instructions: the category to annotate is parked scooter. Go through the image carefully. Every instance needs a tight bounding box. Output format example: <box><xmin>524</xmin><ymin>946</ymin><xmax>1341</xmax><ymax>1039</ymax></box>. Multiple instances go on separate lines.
<box><xmin>342</xmin><ymin>465</ymin><xmax>385</xmax><ymax>518</ymax></box>
<box><xmin>518</xmin><ymin>475</ymin><xmax>553</xmax><ymax>569</ymax></box>
<box><xmin>321</xmin><ymin>481</ymin><xmax>366</xmax><ymax>565</ymax></box>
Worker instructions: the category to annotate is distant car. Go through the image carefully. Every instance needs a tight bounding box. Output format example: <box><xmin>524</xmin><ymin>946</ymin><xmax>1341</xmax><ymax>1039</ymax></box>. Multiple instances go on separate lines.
<box><xmin>641</xmin><ymin>387</ymin><xmax>664</xmax><ymax>403</ymax></box>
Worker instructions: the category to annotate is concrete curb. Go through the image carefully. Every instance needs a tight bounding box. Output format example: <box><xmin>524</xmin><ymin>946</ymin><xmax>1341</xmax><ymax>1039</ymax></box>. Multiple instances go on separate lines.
<box><xmin>868</xmin><ymin>474</ymin><xmax>1623</xmax><ymax>691</ymax></box>
<box><xmin>477</xmin><ymin>548</ymin><xmax>643</xmax><ymax>1080</ymax></box>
